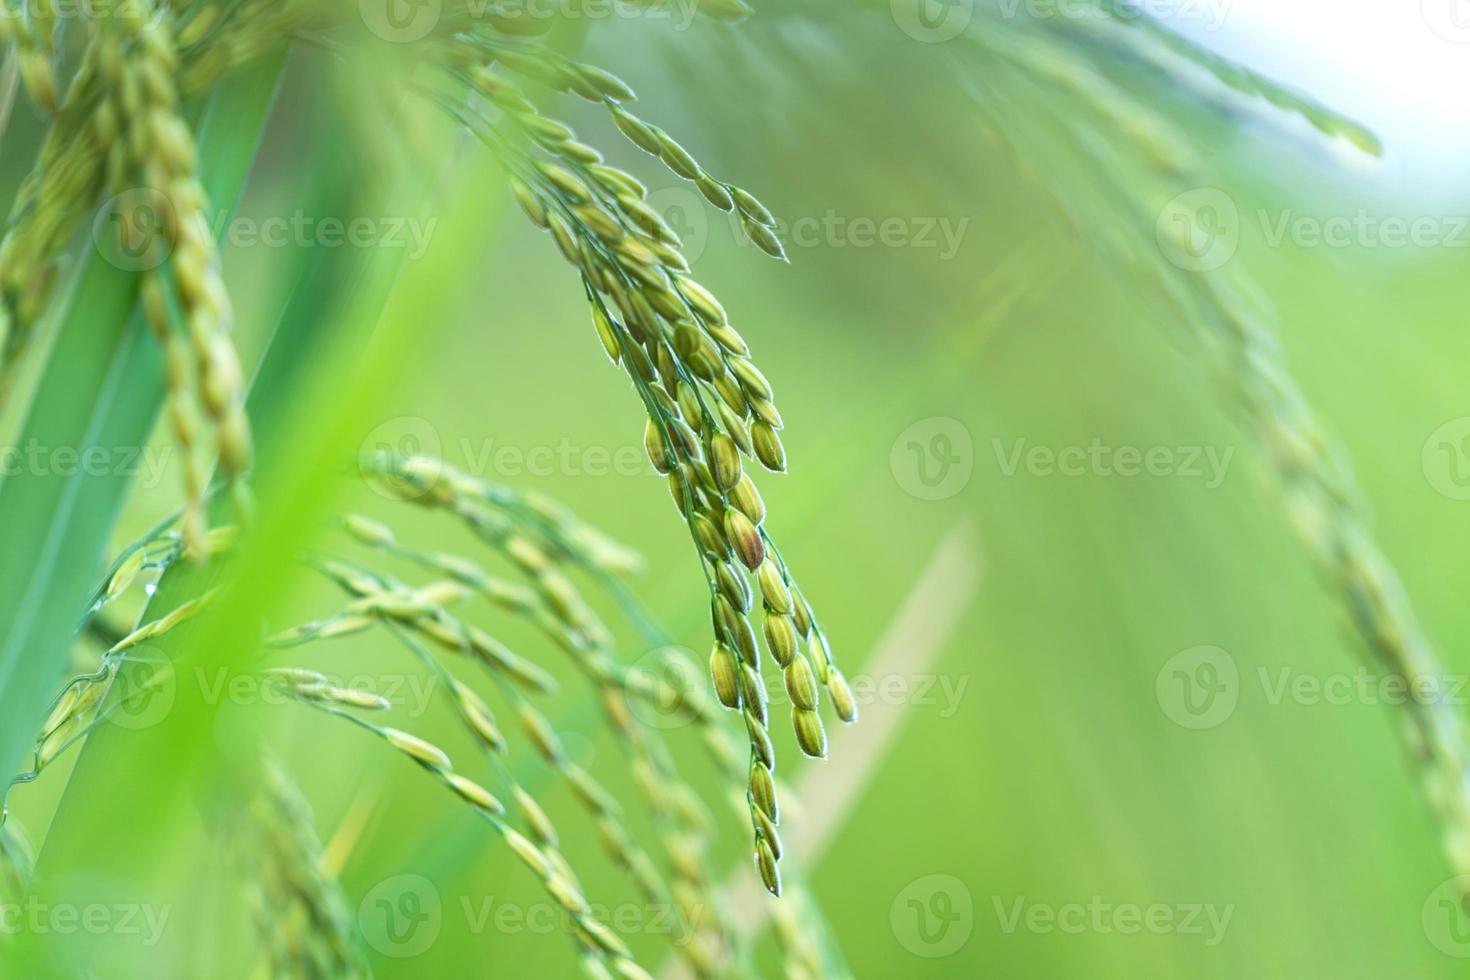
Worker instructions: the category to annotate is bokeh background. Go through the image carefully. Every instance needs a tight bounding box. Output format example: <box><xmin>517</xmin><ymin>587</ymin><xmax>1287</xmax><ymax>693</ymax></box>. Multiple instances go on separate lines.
<box><xmin>7</xmin><ymin>1</ymin><xmax>1470</xmax><ymax>977</ymax></box>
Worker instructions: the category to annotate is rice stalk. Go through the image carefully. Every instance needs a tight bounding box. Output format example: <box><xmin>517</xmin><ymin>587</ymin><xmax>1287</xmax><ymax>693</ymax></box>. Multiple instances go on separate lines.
<box><xmin>357</xmin><ymin>466</ymin><xmax>850</xmax><ymax>966</ymax></box>
<box><xmin>231</xmin><ymin>759</ymin><xmax>369</xmax><ymax>979</ymax></box>
<box><xmin>272</xmin><ymin>669</ymin><xmax>656</xmax><ymax>980</ymax></box>
<box><xmin>952</xmin><ymin>0</ymin><xmax>1470</xmax><ymax>907</ymax></box>
<box><xmin>0</xmin><ymin>0</ymin><xmax>57</xmax><ymax>114</ymax></box>
<box><xmin>95</xmin><ymin>0</ymin><xmax>252</xmax><ymax>553</ymax></box>
<box><xmin>288</xmin><ymin>554</ymin><xmax>735</xmax><ymax>974</ymax></box>
<box><xmin>337</xmin><ymin>514</ymin><xmax>737</xmax><ymax>970</ymax></box>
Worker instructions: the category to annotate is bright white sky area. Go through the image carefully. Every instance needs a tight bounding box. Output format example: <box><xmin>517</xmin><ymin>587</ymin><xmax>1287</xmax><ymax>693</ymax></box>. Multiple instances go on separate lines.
<box><xmin>1162</xmin><ymin>0</ymin><xmax>1470</xmax><ymax>195</ymax></box>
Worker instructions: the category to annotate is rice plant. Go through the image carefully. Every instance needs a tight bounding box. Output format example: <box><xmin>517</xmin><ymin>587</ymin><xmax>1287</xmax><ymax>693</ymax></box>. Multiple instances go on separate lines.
<box><xmin>0</xmin><ymin>0</ymin><xmax>1461</xmax><ymax>976</ymax></box>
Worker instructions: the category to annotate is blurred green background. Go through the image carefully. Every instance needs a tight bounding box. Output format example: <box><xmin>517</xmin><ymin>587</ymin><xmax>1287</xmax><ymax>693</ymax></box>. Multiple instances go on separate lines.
<box><xmin>8</xmin><ymin>2</ymin><xmax>1470</xmax><ymax>977</ymax></box>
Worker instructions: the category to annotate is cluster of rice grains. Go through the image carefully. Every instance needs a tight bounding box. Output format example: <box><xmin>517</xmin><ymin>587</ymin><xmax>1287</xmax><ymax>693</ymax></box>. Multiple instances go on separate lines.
<box><xmin>0</xmin><ymin>0</ymin><xmax>325</xmax><ymax>553</ymax></box>
<box><xmin>434</xmin><ymin>25</ymin><xmax>859</xmax><ymax>903</ymax></box>
<box><xmin>233</xmin><ymin>761</ymin><xmax>367</xmax><ymax>979</ymax></box>
<box><xmin>268</xmin><ymin>464</ymin><xmax>847</xmax><ymax>977</ymax></box>
<box><xmin>98</xmin><ymin>4</ymin><xmax>254</xmax><ymax>551</ymax></box>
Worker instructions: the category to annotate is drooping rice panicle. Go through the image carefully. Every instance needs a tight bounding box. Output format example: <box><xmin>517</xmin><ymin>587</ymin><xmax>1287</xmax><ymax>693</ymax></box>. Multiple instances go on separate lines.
<box><xmin>1176</xmin><ymin>269</ymin><xmax>1470</xmax><ymax>889</ymax></box>
<box><xmin>0</xmin><ymin>44</ymin><xmax>107</xmax><ymax>381</ymax></box>
<box><xmin>232</xmin><ymin>759</ymin><xmax>369</xmax><ymax>979</ymax></box>
<box><xmin>960</xmin><ymin>2</ymin><xmax>1470</xmax><ymax>907</ymax></box>
<box><xmin>291</xmin><ymin>553</ymin><xmax>734</xmax><ymax>973</ymax></box>
<box><xmin>0</xmin><ymin>0</ymin><xmax>57</xmax><ymax>114</ymax></box>
<box><xmin>1</xmin><ymin>578</ymin><xmax>220</xmax><ymax>821</ymax></box>
<box><xmin>278</xmin><ymin>687</ymin><xmax>655</xmax><ymax>980</ymax></box>
<box><xmin>444</xmin><ymin>98</ymin><xmax>846</xmax><ymax>885</ymax></box>
<box><xmin>96</xmin><ymin>0</ymin><xmax>252</xmax><ymax>553</ymax></box>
